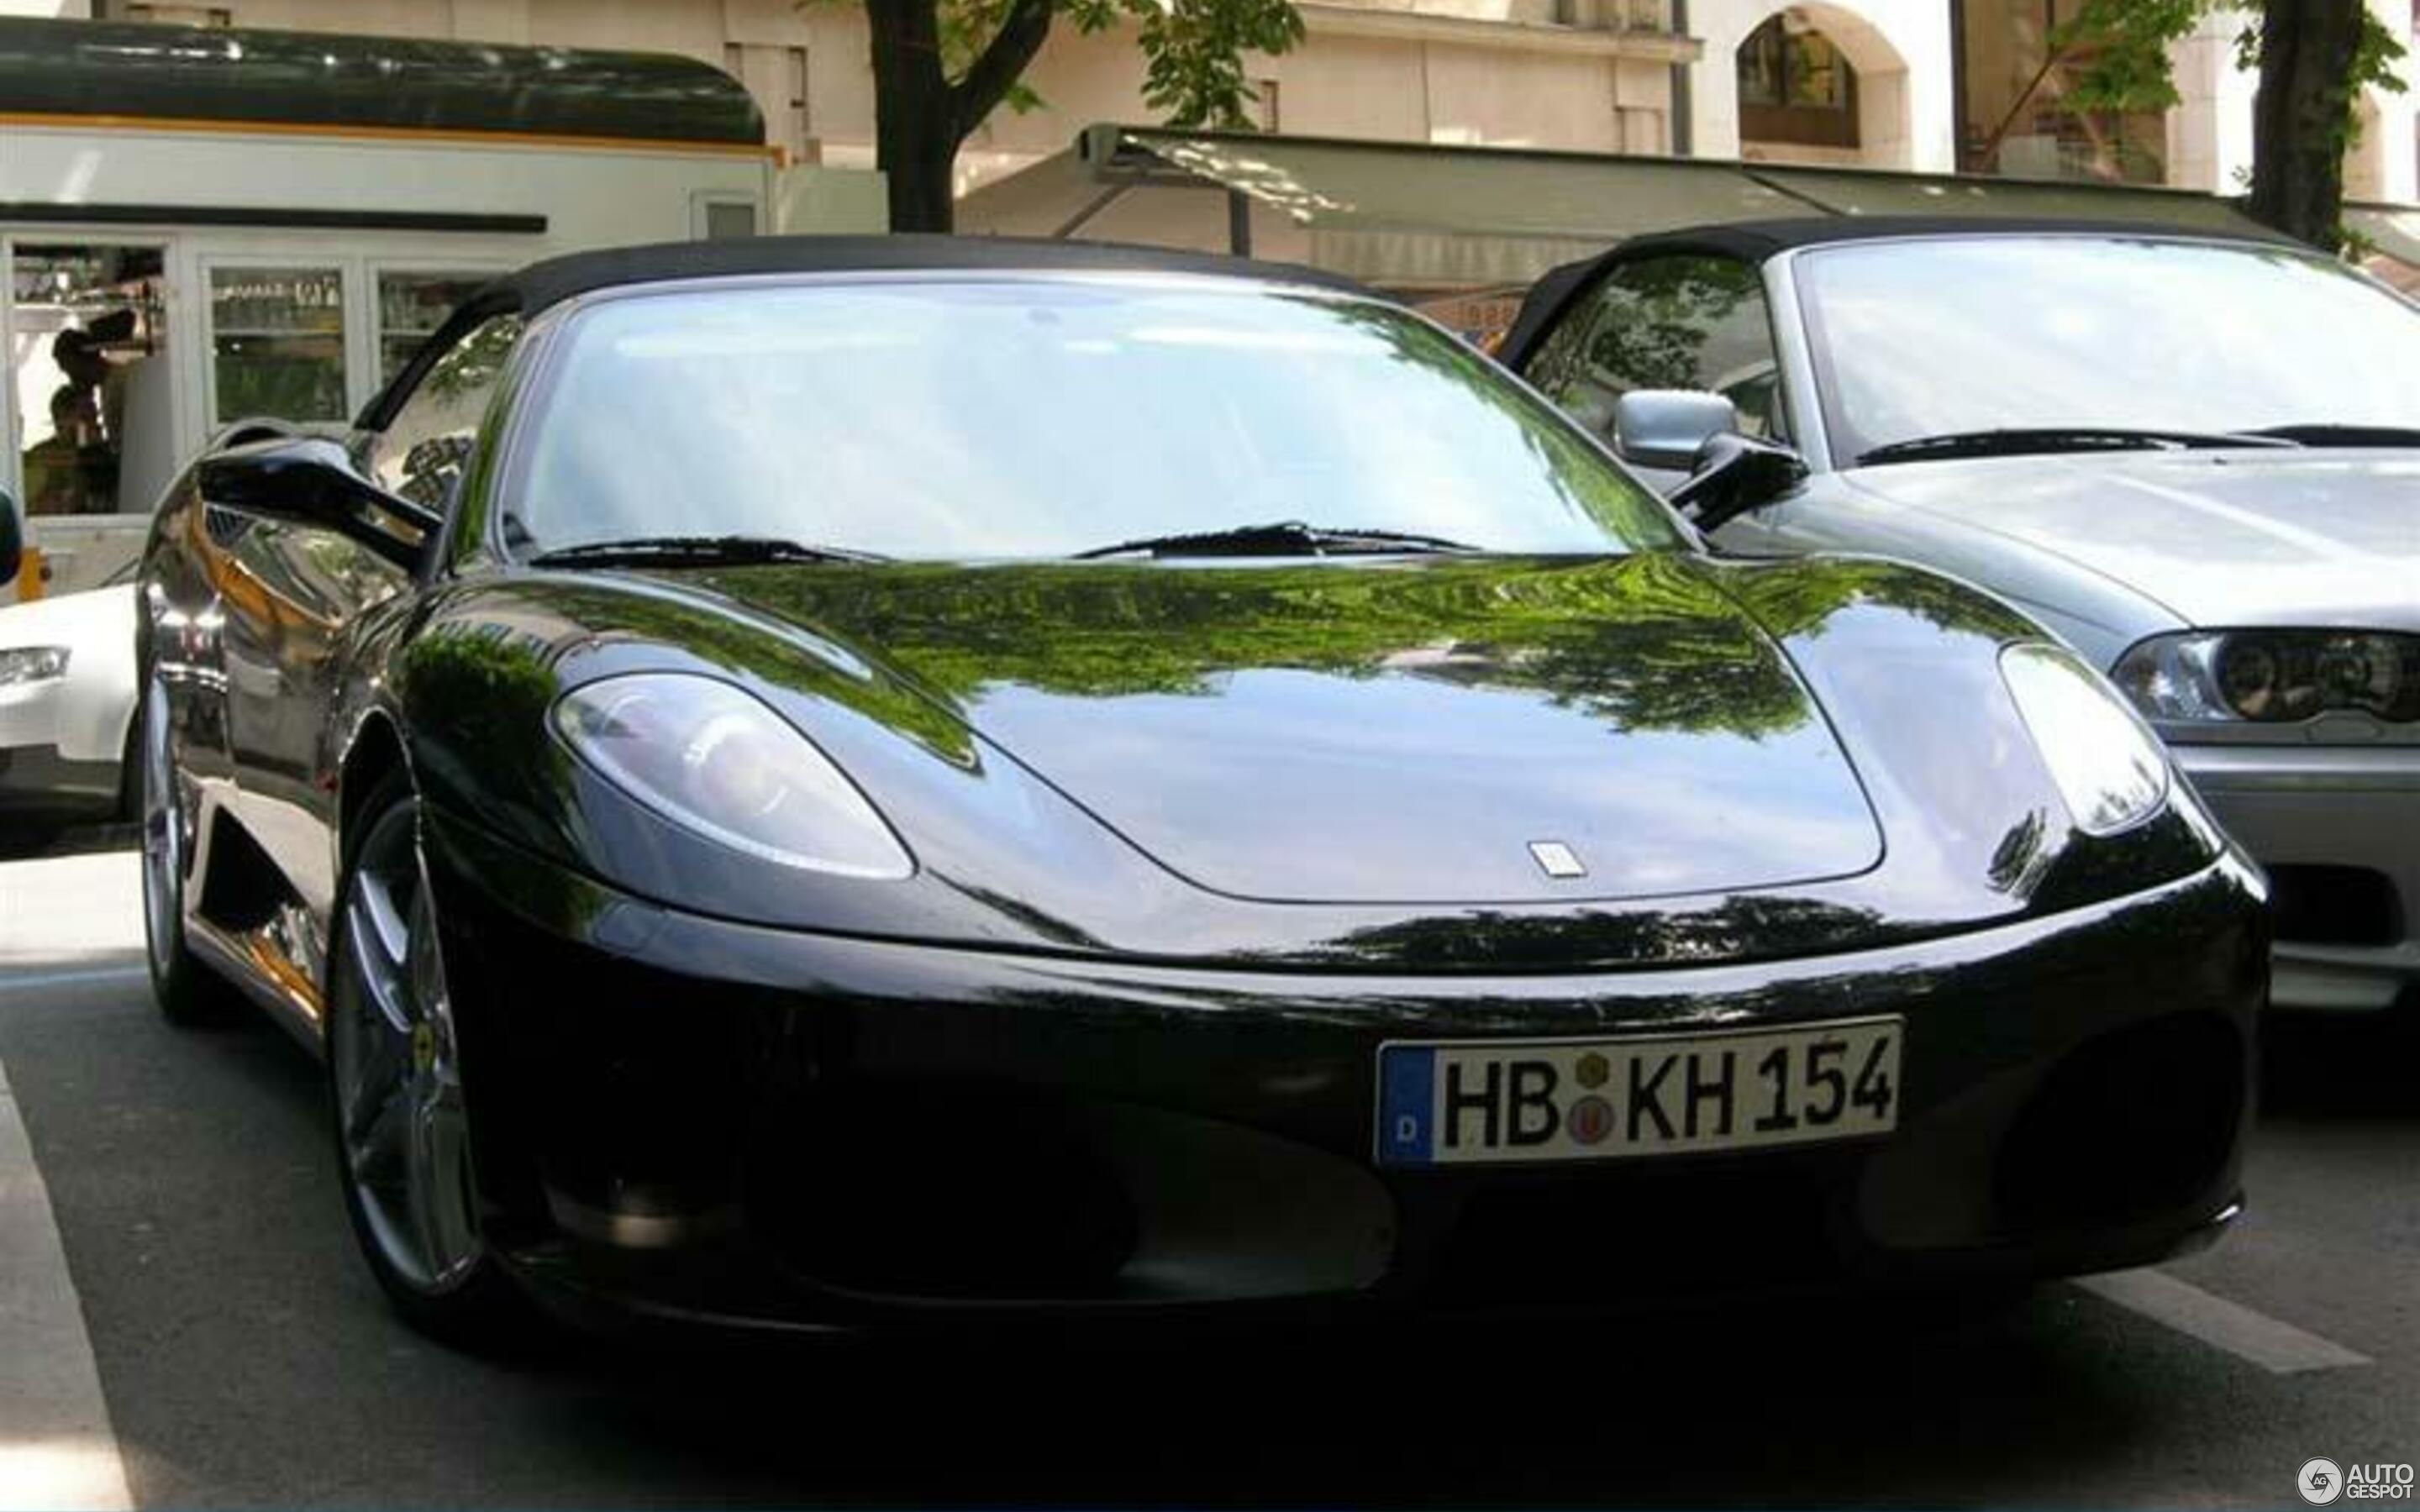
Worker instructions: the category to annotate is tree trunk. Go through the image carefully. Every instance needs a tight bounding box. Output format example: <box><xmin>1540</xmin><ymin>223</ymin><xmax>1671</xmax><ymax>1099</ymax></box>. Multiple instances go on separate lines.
<box><xmin>865</xmin><ymin>0</ymin><xmax>960</xmax><ymax>232</ymax></box>
<box><xmin>2247</xmin><ymin>0</ymin><xmax>2367</xmax><ymax>250</ymax></box>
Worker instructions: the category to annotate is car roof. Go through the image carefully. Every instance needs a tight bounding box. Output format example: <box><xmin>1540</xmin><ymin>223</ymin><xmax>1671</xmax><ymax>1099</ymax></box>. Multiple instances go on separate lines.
<box><xmin>1496</xmin><ymin>215</ymin><xmax>2298</xmax><ymax>369</ymax></box>
<box><xmin>488</xmin><ymin>233</ymin><xmax>1370</xmax><ymax>318</ymax></box>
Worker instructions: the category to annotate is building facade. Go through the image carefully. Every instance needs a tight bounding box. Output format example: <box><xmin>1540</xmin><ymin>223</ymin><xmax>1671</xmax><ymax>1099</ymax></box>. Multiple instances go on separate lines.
<box><xmin>0</xmin><ymin>0</ymin><xmax>2411</xmax><ymax>208</ymax></box>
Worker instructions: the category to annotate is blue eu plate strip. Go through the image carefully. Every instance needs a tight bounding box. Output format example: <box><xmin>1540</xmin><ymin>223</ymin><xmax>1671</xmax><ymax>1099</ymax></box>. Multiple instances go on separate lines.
<box><xmin>1378</xmin><ymin>1046</ymin><xmax>1435</xmax><ymax>1166</ymax></box>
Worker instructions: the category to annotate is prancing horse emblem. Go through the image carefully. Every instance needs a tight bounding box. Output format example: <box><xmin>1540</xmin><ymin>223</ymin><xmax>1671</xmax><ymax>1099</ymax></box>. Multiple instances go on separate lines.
<box><xmin>1528</xmin><ymin>841</ymin><xmax>1586</xmax><ymax>879</ymax></box>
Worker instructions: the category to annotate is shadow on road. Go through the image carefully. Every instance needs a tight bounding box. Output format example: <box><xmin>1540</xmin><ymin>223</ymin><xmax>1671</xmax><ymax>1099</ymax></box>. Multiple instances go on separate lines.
<box><xmin>2260</xmin><ymin>1008</ymin><xmax>2420</xmax><ymax>1121</ymax></box>
<box><xmin>499</xmin><ymin>1287</ymin><xmax>2164</xmax><ymax>1507</ymax></box>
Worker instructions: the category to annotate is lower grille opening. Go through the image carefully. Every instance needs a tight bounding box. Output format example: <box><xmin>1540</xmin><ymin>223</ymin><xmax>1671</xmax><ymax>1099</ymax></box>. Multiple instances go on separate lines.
<box><xmin>2269</xmin><ymin>864</ymin><xmax>2402</xmax><ymax>948</ymax></box>
<box><xmin>1427</xmin><ymin>1158</ymin><xmax>1846</xmax><ymax>1309</ymax></box>
<box><xmin>1996</xmin><ymin>1012</ymin><xmax>2244</xmax><ymax>1230</ymax></box>
<box><xmin>748</xmin><ymin>1085</ymin><xmax>1139</xmax><ymax>1300</ymax></box>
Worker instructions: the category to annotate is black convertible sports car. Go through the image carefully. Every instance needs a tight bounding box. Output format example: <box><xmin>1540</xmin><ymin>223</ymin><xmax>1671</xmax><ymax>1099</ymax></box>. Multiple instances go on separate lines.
<box><xmin>131</xmin><ymin>236</ymin><xmax>2265</xmax><ymax>1340</ymax></box>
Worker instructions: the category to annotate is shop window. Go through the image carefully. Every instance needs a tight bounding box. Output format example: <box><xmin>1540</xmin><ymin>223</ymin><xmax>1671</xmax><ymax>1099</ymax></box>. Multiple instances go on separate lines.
<box><xmin>209</xmin><ymin>265</ymin><xmax>348</xmax><ymax>427</ymax></box>
<box><xmin>11</xmin><ymin>244</ymin><xmax>171</xmax><ymax>518</ymax></box>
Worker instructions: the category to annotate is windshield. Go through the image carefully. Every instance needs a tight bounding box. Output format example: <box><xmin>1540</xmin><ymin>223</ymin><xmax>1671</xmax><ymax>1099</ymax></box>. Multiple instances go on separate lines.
<box><xmin>1796</xmin><ymin>236</ymin><xmax>2420</xmax><ymax>463</ymax></box>
<box><xmin>513</xmin><ymin>279</ymin><xmax>1681</xmax><ymax>560</ymax></box>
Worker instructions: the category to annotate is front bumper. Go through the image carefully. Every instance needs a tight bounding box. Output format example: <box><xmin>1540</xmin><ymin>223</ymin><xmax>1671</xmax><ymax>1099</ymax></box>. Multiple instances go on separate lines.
<box><xmin>2175</xmin><ymin>742</ymin><xmax>2420</xmax><ymax>1011</ymax></box>
<box><xmin>0</xmin><ymin>742</ymin><xmax>121</xmax><ymax>822</ymax></box>
<box><xmin>423</xmin><ymin>813</ymin><xmax>2266</xmax><ymax>1334</ymax></box>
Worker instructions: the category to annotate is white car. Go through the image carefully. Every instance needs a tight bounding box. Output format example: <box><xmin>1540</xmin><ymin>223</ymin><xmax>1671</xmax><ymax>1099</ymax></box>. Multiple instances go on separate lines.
<box><xmin>0</xmin><ymin>559</ymin><xmax>136</xmax><ymax>829</ymax></box>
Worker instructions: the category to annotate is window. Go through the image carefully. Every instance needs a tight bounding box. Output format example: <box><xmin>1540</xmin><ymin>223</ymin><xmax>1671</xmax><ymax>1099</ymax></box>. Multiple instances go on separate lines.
<box><xmin>515</xmin><ymin>283</ymin><xmax>1679</xmax><ymax>561</ymax></box>
<box><xmin>1794</xmin><ymin>237</ymin><xmax>2420</xmax><ymax>463</ymax></box>
<box><xmin>10</xmin><ymin>243</ymin><xmax>171</xmax><ymax>518</ymax></box>
<box><xmin>368</xmin><ymin>315</ymin><xmax>523</xmax><ymax>512</ymax></box>
<box><xmin>376</xmin><ymin>271</ymin><xmax>497</xmax><ymax>386</ymax></box>
<box><xmin>117</xmin><ymin>3</ymin><xmax>232</xmax><ymax>23</ymax></box>
<box><xmin>1737</xmin><ymin>14</ymin><xmax>1859</xmax><ymax>149</ymax></box>
<box><xmin>702</xmin><ymin>201</ymin><xmax>759</xmax><ymax>240</ymax></box>
<box><xmin>1521</xmin><ymin>255</ymin><xmax>1785</xmax><ymax>445</ymax></box>
<box><xmin>209</xmin><ymin>265</ymin><xmax>347</xmax><ymax>426</ymax></box>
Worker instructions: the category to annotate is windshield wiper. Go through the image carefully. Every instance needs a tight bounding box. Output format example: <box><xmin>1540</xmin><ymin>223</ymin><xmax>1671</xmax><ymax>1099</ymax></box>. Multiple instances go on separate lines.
<box><xmin>1072</xmin><ymin>521</ymin><xmax>1483</xmax><ymax>560</ymax></box>
<box><xmin>2236</xmin><ymin>423</ymin><xmax>2420</xmax><ymax>449</ymax></box>
<box><xmin>525</xmin><ymin>534</ymin><xmax>886</xmax><ymax>569</ymax></box>
<box><xmin>1855</xmin><ymin>427</ymin><xmax>2298</xmax><ymax>467</ymax></box>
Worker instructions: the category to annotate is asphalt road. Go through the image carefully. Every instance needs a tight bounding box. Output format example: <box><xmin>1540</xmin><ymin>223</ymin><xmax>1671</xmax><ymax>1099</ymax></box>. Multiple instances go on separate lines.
<box><xmin>1</xmin><ymin>846</ymin><xmax>2412</xmax><ymax>1509</ymax></box>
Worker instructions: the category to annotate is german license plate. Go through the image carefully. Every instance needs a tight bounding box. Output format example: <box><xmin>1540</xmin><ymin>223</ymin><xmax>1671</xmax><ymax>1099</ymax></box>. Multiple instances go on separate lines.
<box><xmin>1376</xmin><ymin>1017</ymin><xmax>1902</xmax><ymax>1167</ymax></box>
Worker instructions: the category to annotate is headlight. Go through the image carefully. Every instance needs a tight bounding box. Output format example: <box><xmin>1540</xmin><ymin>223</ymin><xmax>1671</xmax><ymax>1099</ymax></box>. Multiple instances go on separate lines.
<box><xmin>552</xmin><ymin>674</ymin><xmax>913</xmax><ymax>879</ymax></box>
<box><xmin>2001</xmin><ymin>643</ymin><xmax>2170</xmax><ymax>837</ymax></box>
<box><xmin>2112</xmin><ymin>630</ymin><xmax>2418</xmax><ymax>724</ymax></box>
<box><xmin>0</xmin><ymin>646</ymin><xmax>71</xmax><ymax>687</ymax></box>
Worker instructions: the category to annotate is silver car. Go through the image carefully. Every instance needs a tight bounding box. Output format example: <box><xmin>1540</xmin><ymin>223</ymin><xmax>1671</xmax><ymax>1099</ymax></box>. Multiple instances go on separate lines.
<box><xmin>1503</xmin><ymin>219</ymin><xmax>2419</xmax><ymax>1013</ymax></box>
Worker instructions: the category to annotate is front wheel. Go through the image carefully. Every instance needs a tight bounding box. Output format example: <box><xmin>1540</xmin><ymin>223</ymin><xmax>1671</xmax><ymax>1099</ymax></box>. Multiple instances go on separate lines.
<box><xmin>137</xmin><ymin>674</ymin><xmax>238</xmax><ymax>1026</ymax></box>
<box><xmin>327</xmin><ymin>776</ymin><xmax>534</xmax><ymax>1345</ymax></box>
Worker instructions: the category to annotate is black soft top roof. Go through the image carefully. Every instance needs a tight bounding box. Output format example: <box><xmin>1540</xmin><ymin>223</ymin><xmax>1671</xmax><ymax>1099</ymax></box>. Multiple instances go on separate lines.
<box><xmin>1497</xmin><ymin>214</ymin><xmax>2293</xmax><ymax>367</ymax></box>
<box><xmin>363</xmin><ymin>234</ymin><xmax>1370</xmax><ymax>428</ymax></box>
<box><xmin>489</xmin><ymin>234</ymin><xmax>1368</xmax><ymax>318</ymax></box>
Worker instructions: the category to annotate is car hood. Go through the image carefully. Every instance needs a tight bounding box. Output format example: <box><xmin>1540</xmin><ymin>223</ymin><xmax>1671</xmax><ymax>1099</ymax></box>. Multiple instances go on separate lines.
<box><xmin>0</xmin><ymin>582</ymin><xmax>134</xmax><ymax>650</ymax></box>
<box><xmin>682</xmin><ymin>554</ymin><xmax>1886</xmax><ymax>906</ymax></box>
<box><xmin>1843</xmin><ymin>449</ymin><xmax>2420</xmax><ymax>631</ymax></box>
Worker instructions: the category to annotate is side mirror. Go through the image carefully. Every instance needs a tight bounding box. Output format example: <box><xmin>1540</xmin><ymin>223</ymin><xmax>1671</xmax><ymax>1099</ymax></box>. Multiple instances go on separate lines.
<box><xmin>197</xmin><ymin>436</ymin><xmax>440</xmax><ymax>571</ymax></box>
<box><xmin>0</xmin><ymin>490</ymin><xmax>19</xmax><ymax>587</ymax></box>
<box><xmin>1611</xmin><ymin>389</ymin><xmax>1739</xmax><ymax>473</ymax></box>
<box><xmin>1670</xmin><ymin>430</ymin><xmax>1809</xmax><ymax>533</ymax></box>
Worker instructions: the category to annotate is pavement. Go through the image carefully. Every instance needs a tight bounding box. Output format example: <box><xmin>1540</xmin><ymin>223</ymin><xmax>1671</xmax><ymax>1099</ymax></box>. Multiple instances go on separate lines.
<box><xmin>0</xmin><ymin>845</ymin><xmax>2413</xmax><ymax>1508</ymax></box>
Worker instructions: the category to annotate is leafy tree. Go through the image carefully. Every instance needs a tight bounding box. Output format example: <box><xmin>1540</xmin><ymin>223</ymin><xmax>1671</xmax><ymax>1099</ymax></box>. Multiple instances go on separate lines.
<box><xmin>1980</xmin><ymin>0</ymin><xmax>2406</xmax><ymax>249</ymax></box>
<box><xmin>838</xmin><ymin>0</ymin><xmax>1305</xmax><ymax>232</ymax></box>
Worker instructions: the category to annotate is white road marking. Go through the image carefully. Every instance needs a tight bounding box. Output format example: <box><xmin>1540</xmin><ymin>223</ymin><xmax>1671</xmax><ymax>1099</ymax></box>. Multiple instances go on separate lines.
<box><xmin>2079</xmin><ymin>1268</ymin><xmax>2371</xmax><ymax>1374</ymax></box>
<box><xmin>0</xmin><ymin>967</ymin><xmax>147</xmax><ymax>996</ymax></box>
<box><xmin>0</xmin><ymin>1057</ymin><xmax>134</xmax><ymax>1510</ymax></box>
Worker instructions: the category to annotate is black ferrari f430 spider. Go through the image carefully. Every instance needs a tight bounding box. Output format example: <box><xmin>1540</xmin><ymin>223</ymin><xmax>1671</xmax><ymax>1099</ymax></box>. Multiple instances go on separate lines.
<box><xmin>125</xmin><ymin>236</ymin><xmax>2265</xmax><ymax>1341</ymax></box>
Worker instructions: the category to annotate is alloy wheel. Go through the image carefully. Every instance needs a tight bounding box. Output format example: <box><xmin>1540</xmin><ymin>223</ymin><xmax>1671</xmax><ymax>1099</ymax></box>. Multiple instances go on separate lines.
<box><xmin>139</xmin><ymin>676</ymin><xmax>183</xmax><ymax>984</ymax></box>
<box><xmin>331</xmin><ymin>806</ymin><xmax>484</xmax><ymax>1294</ymax></box>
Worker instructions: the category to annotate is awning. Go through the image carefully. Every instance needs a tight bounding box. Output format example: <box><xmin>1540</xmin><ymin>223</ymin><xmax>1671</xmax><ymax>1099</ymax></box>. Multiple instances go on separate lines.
<box><xmin>960</xmin><ymin>124</ymin><xmax>2323</xmax><ymax>290</ymax></box>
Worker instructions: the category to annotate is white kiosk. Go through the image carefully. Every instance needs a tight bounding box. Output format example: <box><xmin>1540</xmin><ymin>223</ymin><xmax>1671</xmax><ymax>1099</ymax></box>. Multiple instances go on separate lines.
<box><xmin>0</xmin><ymin>15</ymin><xmax>885</xmax><ymax>598</ymax></box>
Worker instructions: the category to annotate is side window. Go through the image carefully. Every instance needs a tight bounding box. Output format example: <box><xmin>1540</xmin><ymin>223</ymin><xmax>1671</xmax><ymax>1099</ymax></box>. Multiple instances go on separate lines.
<box><xmin>1523</xmin><ymin>255</ymin><xmax>1786</xmax><ymax>443</ymax></box>
<box><xmin>369</xmin><ymin>315</ymin><xmax>523</xmax><ymax>512</ymax></box>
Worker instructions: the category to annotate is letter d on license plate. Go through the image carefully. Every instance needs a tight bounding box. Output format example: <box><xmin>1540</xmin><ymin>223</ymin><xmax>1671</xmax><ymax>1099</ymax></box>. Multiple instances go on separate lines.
<box><xmin>1376</xmin><ymin>1017</ymin><xmax>1902</xmax><ymax>1167</ymax></box>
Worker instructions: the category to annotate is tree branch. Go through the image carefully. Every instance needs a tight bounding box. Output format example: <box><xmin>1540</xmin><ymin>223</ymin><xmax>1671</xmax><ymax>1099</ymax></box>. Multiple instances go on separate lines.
<box><xmin>952</xmin><ymin>0</ymin><xmax>1059</xmax><ymax>140</ymax></box>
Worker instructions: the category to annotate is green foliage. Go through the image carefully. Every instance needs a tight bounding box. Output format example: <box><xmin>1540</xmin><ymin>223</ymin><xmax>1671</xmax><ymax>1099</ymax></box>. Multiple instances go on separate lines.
<box><xmin>2046</xmin><ymin>0</ymin><xmax>2407</xmax><ymax>244</ymax></box>
<box><xmin>658</xmin><ymin>551</ymin><xmax>2016</xmax><ymax>745</ymax></box>
<box><xmin>820</xmin><ymin>0</ymin><xmax>1302</xmax><ymax>132</ymax></box>
<box><xmin>2050</xmin><ymin>0</ymin><xmax>2212</xmax><ymax>113</ymax></box>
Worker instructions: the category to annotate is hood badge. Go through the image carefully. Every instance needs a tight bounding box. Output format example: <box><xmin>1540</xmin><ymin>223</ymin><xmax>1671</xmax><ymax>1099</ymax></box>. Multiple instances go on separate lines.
<box><xmin>1528</xmin><ymin>841</ymin><xmax>1587</xmax><ymax>879</ymax></box>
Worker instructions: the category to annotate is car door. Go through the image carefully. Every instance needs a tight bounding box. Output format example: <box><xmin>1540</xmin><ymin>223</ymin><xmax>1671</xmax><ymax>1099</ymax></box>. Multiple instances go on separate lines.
<box><xmin>1518</xmin><ymin>251</ymin><xmax>1789</xmax><ymax>486</ymax></box>
<box><xmin>203</xmin><ymin>311</ymin><xmax>521</xmax><ymax>917</ymax></box>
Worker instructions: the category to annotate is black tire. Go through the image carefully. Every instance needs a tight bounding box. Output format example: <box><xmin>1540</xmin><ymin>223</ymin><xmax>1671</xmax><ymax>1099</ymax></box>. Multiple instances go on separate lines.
<box><xmin>135</xmin><ymin>674</ymin><xmax>240</xmax><ymax>1026</ymax></box>
<box><xmin>326</xmin><ymin>772</ymin><xmax>539</xmax><ymax>1347</ymax></box>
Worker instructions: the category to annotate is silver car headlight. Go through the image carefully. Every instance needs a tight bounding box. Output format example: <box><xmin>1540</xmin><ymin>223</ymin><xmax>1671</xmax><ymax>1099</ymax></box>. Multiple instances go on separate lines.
<box><xmin>0</xmin><ymin>646</ymin><xmax>71</xmax><ymax>687</ymax></box>
<box><xmin>2001</xmin><ymin>643</ymin><xmax>2170</xmax><ymax>837</ymax></box>
<box><xmin>552</xmin><ymin>673</ymin><xmax>913</xmax><ymax>879</ymax></box>
<box><xmin>2111</xmin><ymin>630</ymin><xmax>2418</xmax><ymax>725</ymax></box>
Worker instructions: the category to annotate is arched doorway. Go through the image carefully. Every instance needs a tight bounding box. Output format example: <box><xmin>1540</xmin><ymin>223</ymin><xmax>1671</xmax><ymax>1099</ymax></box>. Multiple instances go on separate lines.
<box><xmin>1733</xmin><ymin>4</ymin><xmax>1914</xmax><ymax>168</ymax></box>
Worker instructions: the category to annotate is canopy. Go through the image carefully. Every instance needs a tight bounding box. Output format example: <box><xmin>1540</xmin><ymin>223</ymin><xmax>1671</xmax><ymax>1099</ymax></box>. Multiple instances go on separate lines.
<box><xmin>960</xmin><ymin>124</ymin><xmax>2347</xmax><ymax>291</ymax></box>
